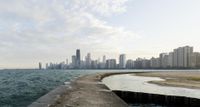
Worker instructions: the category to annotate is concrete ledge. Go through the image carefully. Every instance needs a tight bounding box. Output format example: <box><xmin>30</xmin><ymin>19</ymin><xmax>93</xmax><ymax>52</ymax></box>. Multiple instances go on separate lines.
<box><xmin>28</xmin><ymin>73</ymin><xmax>129</xmax><ymax>107</ymax></box>
<box><xmin>29</xmin><ymin>72</ymin><xmax>200</xmax><ymax>107</ymax></box>
<box><xmin>28</xmin><ymin>85</ymin><xmax>70</xmax><ymax>107</ymax></box>
<box><xmin>113</xmin><ymin>90</ymin><xmax>200</xmax><ymax>107</ymax></box>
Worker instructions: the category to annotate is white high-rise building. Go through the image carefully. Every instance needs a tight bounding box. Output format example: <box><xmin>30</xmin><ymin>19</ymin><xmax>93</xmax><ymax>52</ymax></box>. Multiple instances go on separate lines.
<box><xmin>172</xmin><ymin>46</ymin><xmax>193</xmax><ymax>68</ymax></box>
<box><xmin>168</xmin><ymin>52</ymin><xmax>173</xmax><ymax>68</ymax></box>
<box><xmin>177</xmin><ymin>47</ymin><xmax>184</xmax><ymax>68</ymax></box>
<box><xmin>190</xmin><ymin>52</ymin><xmax>200</xmax><ymax>68</ymax></box>
<box><xmin>183</xmin><ymin>46</ymin><xmax>193</xmax><ymax>68</ymax></box>
<box><xmin>173</xmin><ymin>49</ymin><xmax>178</xmax><ymax>68</ymax></box>
<box><xmin>159</xmin><ymin>53</ymin><xmax>168</xmax><ymax>68</ymax></box>
<box><xmin>119</xmin><ymin>54</ymin><xmax>126</xmax><ymax>69</ymax></box>
<box><xmin>71</xmin><ymin>55</ymin><xmax>76</xmax><ymax>68</ymax></box>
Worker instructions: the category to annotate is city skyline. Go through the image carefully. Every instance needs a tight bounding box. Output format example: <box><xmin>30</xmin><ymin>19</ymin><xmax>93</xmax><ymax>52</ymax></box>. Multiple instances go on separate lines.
<box><xmin>45</xmin><ymin>45</ymin><xmax>200</xmax><ymax>70</ymax></box>
<box><xmin>1</xmin><ymin>0</ymin><xmax>200</xmax><ymax>68</ymax></box>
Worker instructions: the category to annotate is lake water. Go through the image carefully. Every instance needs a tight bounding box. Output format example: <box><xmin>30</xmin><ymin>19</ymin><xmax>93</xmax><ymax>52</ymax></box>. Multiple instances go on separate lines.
<box><xmin>103</xmin><ymin>74</ymin><xmax>200</xmax><ymax>107</ymax></box>
<box><xmin>0</xmin><ymin>69</ymin><xmax>110</xmax><ymax>107</ymax></box>
<box><xmin>0</xmin><ymin>69</ymin><xmax>199</xmax><ymax>107</ymax></box>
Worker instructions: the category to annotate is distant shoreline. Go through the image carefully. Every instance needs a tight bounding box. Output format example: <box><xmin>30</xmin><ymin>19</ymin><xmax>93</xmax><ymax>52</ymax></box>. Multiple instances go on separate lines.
<box><xmin>135</xmin><ymin>71</ymin><xmax>200</xmax><ymax>89</ymax></box>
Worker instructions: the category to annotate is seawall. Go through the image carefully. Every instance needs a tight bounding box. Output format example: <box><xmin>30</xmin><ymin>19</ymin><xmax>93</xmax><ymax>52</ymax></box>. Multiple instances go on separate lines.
<box><xmin>28</xmin><ymin>72</ymin><xmax>129</xmax><ymax>107</ymax></box>
<box><xmin>29</xmin><ymin>72</ymin><xmax>200</xmax><ymax>107</ymax></box>
<box><xmin>114</xmin><ymin>90</ymin><xmax>200</xmax><ymax>107</ymax></box>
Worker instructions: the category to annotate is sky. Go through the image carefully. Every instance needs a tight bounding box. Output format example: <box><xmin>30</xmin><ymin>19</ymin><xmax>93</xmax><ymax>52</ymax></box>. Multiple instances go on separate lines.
<box><xmin>1</xmin><ymin>0</ymin><xmax>200</xmax><ymax>69</ymax></box>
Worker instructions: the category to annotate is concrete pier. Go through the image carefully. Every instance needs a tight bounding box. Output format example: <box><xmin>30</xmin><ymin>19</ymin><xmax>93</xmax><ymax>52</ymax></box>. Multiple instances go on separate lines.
<box><xmin>29</xmin><ymin>72</ymin><xmax>200</xmax><ymax>107</ymax></box>
<box><xmin>28</xmin><ymin>73</ymin><xmax>128</xmax><ymax>107</ymax></box>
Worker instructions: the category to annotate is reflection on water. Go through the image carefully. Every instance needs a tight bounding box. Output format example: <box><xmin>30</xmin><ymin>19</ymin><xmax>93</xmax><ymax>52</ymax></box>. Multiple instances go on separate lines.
<box><xmin>102</xmin><ymin>74</ymin><xmax>200</xmax><ymax>99</ymax></box>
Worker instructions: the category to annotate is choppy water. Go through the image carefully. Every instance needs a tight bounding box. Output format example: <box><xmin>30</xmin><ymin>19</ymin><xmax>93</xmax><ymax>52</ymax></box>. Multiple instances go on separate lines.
<box><xmin>0</xmin><ymin>69</ymin><xmax>111</xmax><ymax>107</ymax></box>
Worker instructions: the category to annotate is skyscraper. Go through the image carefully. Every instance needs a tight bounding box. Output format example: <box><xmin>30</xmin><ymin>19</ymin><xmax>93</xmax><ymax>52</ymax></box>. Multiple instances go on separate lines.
<box><xmin>76</xmin><ymin>49</ymin><xmax>81</xmax><ymax>68</ymax></box>
<box><xmin>85</xmin><ymin>53</ymin><xmax>91</xmax><ymax>68</ymax></box>
<box><xmin>173</xmin><ymin>49</ymin><xmax>178</xmax><ymax>68</ymax></box>
<box><xmin>119</xmin><ymin>54</ymin><xmax>126</xmax><ymax>69</ymax></box>
<box><xmin>39</xmin><ymin>62</ymin><xmax>42</xmax><ymax>70</ymax></box>
<box><xmin>106</xmin><ymin>59</ymin><xmax>116</xmax><ymax>69</ymax></box>
<box><xmin>183</xmin><ymin>46</ymin><xmax>193</xmax><ymax>68</ymax></box>
<box><xmin>159</xmin><ymin>53</ymin><xmax>168</xmax><ymax>68</ymax></box>
<box><xmin>71</xmin><ymin>55</ymin><xmax>76</xmax><ymax>68</ymax></box>
<box><xmin>103</xmin><ymin>55</ymin><xmax>106</xmax><ymax>64</ymax></box>
<box><xmin>46</xmin><ymin>63</ymin><xmax>48</xmax><ymax>69</ymax></box>
<box><xmin>168</xmin><ymin>52</ymin><xmax>173</xmax><ymax>68</ymax></box>
<box><xmin>66</xmin><ymin>59</ymin><xmax>68</xmax><ymax>65</ymax></box>
<box><xmin>177</xmin><ymin>47</ymin><xmax>184</xmax><ymax>68</ymax></box>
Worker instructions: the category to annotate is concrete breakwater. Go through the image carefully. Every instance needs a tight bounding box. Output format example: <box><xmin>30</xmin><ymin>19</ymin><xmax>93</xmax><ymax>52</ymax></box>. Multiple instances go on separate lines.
<box><xmin>114</xmin><ymin>90</ymin><xmax>200</xmax><ymax>107</ymax></box>
<box><xmin>29</xmin><ymin>72</ymin><xmax>200</xmax><ymax>107</ymax></box>
<box><xmin>28</xmin><ymin>72</ymin><xmax>129</xmax><ymax>107</ymax></box>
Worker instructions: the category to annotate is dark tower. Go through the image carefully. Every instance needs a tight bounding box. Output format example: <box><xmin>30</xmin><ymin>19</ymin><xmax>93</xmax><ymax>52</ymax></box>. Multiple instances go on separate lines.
<box><xmin>76</xmin><ymin>49</ymin><xmax>81</xmax><ymax>68</ymax></box>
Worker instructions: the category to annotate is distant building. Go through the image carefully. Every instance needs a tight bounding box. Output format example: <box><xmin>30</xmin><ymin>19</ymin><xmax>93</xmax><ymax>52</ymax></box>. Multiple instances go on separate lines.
<box><xmin>46</xmin><ymin>63</ymin><xmax>48</xmax><ymax>69</ymax></box>
<box><xmin>190</xmin><ymin>52</ymin><xmax>200</xmax><ymax>68</ymax></box>
<box><xmin>76</xmin><ymin>49</ymin><xmax>81</xmax><ymax>68</ymax></box>
<box><xmin>85</xmin><ymin>53</ymin><xmax>91</xmax><ymax>69</ymax></box>
<box><xmin>183</xmin><ymin>46</ymin><xmax>193</xmax><ymax>68</ymax></box>
<box><xmin>103</xmin><ymin>55</ymin><xmax>106</xmax><ymax>64</ymax></box>
<box><xmin>39</xmin><ymin>62</ymin><xmax>42</xmax><ymax>69</ymax></box>
<box><xmin>91</xmin><ymin>60</ymin><xmax>98</xmax><ymax>69</ymax></box>
<box><xmin>173</xmin><ymin>49</ymin><xmax>178</xmax><ymax>68</ymax></box>
<box><xmin>159</xmin><ymin>53</ymin><xmax>168</xmax><ymax>68</ymax></box>
<box><xmin>141</xmin><ymin>59</ymin><xmax>150</xmax><ymax>69</ymax></box>
<box><xmin>177</xmin><ymin>47</ymin><xmax>184</xmax><ymax>68</ymax></box>
<box><xmin>150</xmin><ymin>57</ymin><xmax>160</xmax><ymax>68</ymax></box>
<box><xmin>162</xmin><ymin>54</ymin><xmax>169</xmax><ymax>68</ymax></box>
<box><xmin>173</xmin><ymin>46</ymin><xmax>193</xmax><ymax>68</ymax></box>
<box><xmin>119</xmin><ymin>54</ymin><xmax>126</xmax><ymax>69</ymax></box>
<box><xmin>100</xmin><ymin>55</ymin><xmax>106</xmax><ymax>69</ymax></box>
<box><xmin>106</xmin><ymin>59</ymin><xmax>116</xmax><ymax>69</ymax></box>
<box><xmin>66</xmin><ymin>59</ymin><xmax>68</xmax><ymax>65</ymax></box>
<box><xmin>134</xmin><ymin>58</ymin><xmax>143</xmax><ymax>69</ymax></box>
<box><xmin>126</xmin><ymin>59</ymin><xmax>134</xmax><ymax>69</ymax></box>
<box><xmin>71</xmin><ymin>55</ymin><xmax>76</xmax><ymax>68</ymax></box>
<box><xmin>168</xmin><ymin>52</ymin><xmax>173</xmax><ymax>68</ymax></box>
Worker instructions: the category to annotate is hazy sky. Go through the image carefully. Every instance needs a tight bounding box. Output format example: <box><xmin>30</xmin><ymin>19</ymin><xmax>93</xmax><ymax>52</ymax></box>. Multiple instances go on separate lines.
<box><xmin>1</xmin><ymin>0</ymin><xmax>200</xmax><ymax>68</ymax></box>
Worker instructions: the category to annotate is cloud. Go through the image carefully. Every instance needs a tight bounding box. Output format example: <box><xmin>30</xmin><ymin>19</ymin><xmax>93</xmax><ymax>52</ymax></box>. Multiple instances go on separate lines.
<box><xmin>0</xmin><ymin>0</ymin><xmax>138</xmax><ymax>68</ymax></box>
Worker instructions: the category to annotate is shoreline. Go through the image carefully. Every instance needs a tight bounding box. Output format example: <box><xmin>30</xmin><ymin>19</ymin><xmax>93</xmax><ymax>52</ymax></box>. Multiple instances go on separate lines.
<box><xmin>135</xmin><ymin>71</ymin><xmax>200</xmax><ymax>89</ymax></box>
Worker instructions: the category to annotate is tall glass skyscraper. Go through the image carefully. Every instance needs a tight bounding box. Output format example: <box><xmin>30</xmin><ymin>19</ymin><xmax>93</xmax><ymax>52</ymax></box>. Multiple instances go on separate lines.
<box><xmin>119</xmin><ymin>54</ymin><xmax>126</xmax><ymax>69</ymax></box>
<box><xmin>76</xmin><ymin>49</ymin><xmax>81</xmax><ymax>68</ymax></box>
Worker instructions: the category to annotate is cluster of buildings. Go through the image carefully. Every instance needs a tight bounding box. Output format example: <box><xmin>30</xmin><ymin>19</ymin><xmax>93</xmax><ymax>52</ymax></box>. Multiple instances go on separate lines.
<box><xmin>132</xmin><ymin>46</ymin><xmax>200</xmax><ymax>69</ymax></box>
<box><xmin>41</xmin><ymin>46</ymin><xmax>200</xmax><ymax>70</ymax></box>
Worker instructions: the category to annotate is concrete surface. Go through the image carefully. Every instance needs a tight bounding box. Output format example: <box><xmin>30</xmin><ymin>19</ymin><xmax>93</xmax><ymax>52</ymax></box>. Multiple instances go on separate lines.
<box><xmin>28</xmin><ymin>73</ymin><xmax>128</xmax><ymax>107</ymax></box>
